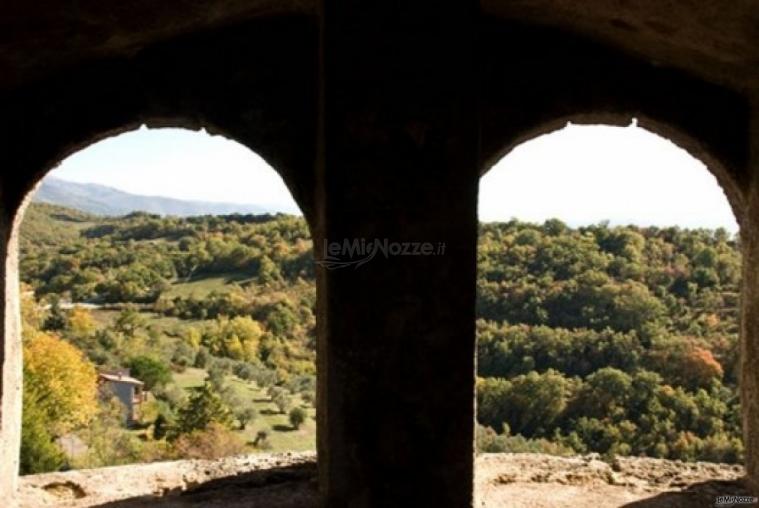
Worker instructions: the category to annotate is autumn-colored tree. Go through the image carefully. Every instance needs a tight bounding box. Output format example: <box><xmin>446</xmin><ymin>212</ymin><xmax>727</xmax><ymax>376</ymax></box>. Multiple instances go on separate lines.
<box><xmin>67</xmin><ymin>306</ymin><xmax>96</xmax><ymax>338</ymax></box>
<box><xmin>203</xmin><ymin>315</ymin><xmax>264</xmax><ymax>362</ymax></box>
<box><xmin>23</xmin><ymin>331</ymin><xmax>98</xmax><ymax>435</ymax></box>
<box><xmin>185</xmin><ymin>327</ymin><xmax>202</xmax><ymax>350</ymax></box>
<box><xmin>680</xmin><ymin>346</ymin><xmax>724</xmax><ymax>390</ymax></box>
<box><xmin>17</xmin><ymin>204</ymin><xmax>747</xmax><ymax>465</ymax></box>
<box><xmin>650</xmin><ymin>341</ymin><xmax>725</xmax><ymax>391</ymax></box>
<box><xmin>20</xmin><ymin>285</ymin><xmax>43</xmax><ymax>332</ymax></box>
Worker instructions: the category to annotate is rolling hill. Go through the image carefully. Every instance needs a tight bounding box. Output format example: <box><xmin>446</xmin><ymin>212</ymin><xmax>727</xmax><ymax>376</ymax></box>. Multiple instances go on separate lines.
<box><xmin>33</xmin><ymin>177</ymin><xmax>269</xmax><ymax>217</ymax></box>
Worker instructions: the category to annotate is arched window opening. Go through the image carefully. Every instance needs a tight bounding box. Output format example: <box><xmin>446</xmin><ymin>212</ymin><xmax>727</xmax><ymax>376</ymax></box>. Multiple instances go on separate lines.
<box><xmin>475</xmin><ymin>122</ymin><xmax>744</xmax><ymax>503</ymax></box>
<box><xmin>17</xmin><ymin>127</ymin><xmax>316</xmax><ymax>476</ymax></box>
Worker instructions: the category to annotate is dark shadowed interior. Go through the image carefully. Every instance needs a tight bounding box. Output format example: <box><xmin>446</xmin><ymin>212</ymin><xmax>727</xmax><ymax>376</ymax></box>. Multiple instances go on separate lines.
<box><xmin>1</xmin><ymin>2</ymin><xmax>758</xmax><ymax>506</ymax></box>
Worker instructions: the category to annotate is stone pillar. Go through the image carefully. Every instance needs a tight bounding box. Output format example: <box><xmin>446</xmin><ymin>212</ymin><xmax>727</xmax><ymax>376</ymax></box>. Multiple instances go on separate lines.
<box><xmin>743</xmin><ymin>98</ymin><xmax>759</xmax><ymax>495</ymax></box>
<box><xmin>0</xmin><ymin>203</ymin><xmax>23</xmax><ymax>505</ymax></box>
<box><xmin>316</xmin><ymin>1</ymin><xmax>479</xmax><ymax>506</ymax></box>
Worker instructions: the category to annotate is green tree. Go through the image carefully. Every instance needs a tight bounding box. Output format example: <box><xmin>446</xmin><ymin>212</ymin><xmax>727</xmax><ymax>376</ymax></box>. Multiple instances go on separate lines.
<box><xmin>77</xmin><ymin>396</ymin><xmax>142</xmax><ymax>468</ymax></box>
<box><xmin>114</xmin><ymin>306</ymin><xmax>146</xmax><ymax>337</ymax></box>
<box><xmin>153</xmin><ymin>413</ymin><xmax>171</xmax><ymax>440</ymax></box>
<box><xmin>175</xmin><ymin>383</ymin><xmax>233</xmax><ymax>436</ymax></box>
<box><xmin>236</xmin><ymin>406</ymin><xmax>258</xmax><ymax>430</ymax></box>
<box><xmin>268</xmin><ymin>386</ymin><xmax>292</xmax><ymax>414</ymax></box>
<box><xmin>20</xmin><ymin>395</ymin><xmax>66</xmax><ymax>474</ymax></box>
<box><xmin>289</xmin><ymin>407</ymin><xmax>307</xmax><ymax>429</ymax></box>
<box><xmin>128</xmin><ymin>355</ymin><xmax>172</xmax><ymax>390</ymax></box>
<box><xmin>43</xmin><ymin>298</ymin><xmax>67</xmax><ymax>331</ymax></box>
<box><xmin>194</xmin><ymin>346</ymin><xmax>211</xmax><ymax>368</ymax></box>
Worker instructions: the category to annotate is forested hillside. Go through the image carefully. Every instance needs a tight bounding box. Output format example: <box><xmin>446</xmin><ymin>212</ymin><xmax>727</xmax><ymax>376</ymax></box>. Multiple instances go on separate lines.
<box><xmin>18</xmin><ymin>204</ymin><xmax>743</xmax><ymax>473</ymax></box>
<box><xmin>476</xmin><ymin>220</ymin><xmax>742</xmax><ymax>462</ymax></box>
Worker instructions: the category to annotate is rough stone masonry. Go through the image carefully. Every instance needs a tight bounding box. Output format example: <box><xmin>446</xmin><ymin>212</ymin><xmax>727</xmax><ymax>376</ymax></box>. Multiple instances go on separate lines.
<box><xmin>1</xmin><ymin>1</ymin><xmax>758</xmax><ymax>506</ymax></box>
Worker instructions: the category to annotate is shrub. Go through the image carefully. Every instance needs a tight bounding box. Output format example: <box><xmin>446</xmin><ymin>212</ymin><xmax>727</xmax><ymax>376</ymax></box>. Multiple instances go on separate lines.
<box><xmin>289</xmin><ymin>407</ymin><xmax>307</xmax><ymax>429</ymax></box>
<box><xmin>172</xmin><ymin>422</ymin><xmax>246</xmax><ymax>459</ymax></box>
<box><xmin>253</xmin><ymin>429</ymin><xmax>271</xmax><ymax>449</ymax></box>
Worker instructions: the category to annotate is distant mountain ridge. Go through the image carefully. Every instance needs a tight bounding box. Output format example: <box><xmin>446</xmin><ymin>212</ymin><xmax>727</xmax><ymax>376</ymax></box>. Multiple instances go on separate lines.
<box><xmin>33</xmin><ymin>178</ymin><xmax>269</xmax><ymax>217</ymax></box>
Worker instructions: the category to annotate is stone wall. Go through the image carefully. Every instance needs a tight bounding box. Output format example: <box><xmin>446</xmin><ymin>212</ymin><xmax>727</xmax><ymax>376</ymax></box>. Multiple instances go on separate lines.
<box><xmin>18</xmin><ymin>452</ymin><xmax>749</xmax><ymax>508</ymax></box>
<box><xmin>1</xmin><ymin>2</ymin><xmax>757</xmax><ymax>505</ymax></box>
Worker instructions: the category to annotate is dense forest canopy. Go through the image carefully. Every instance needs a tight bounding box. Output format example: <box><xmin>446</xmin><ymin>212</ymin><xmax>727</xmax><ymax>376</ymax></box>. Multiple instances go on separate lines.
<box><xmin>18</xmin><ymin>203</ymin><xmax>743</xmax><ymax>472</ymax></box>
<box><xmin>476</xmin><ymin>220</ymin><xmax>742</xmax><ymax>461</ymax></box>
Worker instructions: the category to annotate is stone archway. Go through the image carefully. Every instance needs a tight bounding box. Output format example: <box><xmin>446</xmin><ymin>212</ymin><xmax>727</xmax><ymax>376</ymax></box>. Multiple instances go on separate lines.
<box><xmin>3</xmin><ymin>3</ymin><xmax>758</xmax><ymax>506</ymax></box>
<box><xmin>478</xmin><ymin>115</ymin><xmax>742</xmax><ymax>454</ymax></box>
<box><xmin>478</xmin><ymin>19</ymin><xmax>755</xmax><ymax>492</ymax></box>
<box><xmin>479</xmin><ymin>113</ymin><xmax>756</xmax><ymax>496</ymax></box>
<box><xmin>0</xmin><ymin>18</ymin><xmax>318</xmax><ymax>501</ymax></box>
<box><xmin>2</xmin><ymin>119</ymin><xmax>317</xmax><ymax>499</ymax></box>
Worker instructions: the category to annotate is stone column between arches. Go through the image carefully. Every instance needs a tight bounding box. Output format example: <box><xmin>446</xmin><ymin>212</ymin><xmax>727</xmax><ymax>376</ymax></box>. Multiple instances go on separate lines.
<box><xmin>742</xmin><ymin>98</ymin><xmax>759</xmax><ymax>496</ymax></box>
<box><xmin>315</xmin><ymin>1</ymin><xmax>480</xmax><ymax>506</ymax></box>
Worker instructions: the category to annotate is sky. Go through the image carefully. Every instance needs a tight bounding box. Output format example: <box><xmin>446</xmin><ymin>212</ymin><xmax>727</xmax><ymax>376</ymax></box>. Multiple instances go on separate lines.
<box><xmin>49</xmin><ymin>127</ymin><xmax>302</xmax><ymax>214</ymax></box>
<box><xmin>49</xmin><ymin>124</ymin><xmax>739</xmax><ymax>232</ymax></box>
<box><xmin>479</xmin><ymin>122</ymin><xmax>738</xmax><ymax>232</ymax></box>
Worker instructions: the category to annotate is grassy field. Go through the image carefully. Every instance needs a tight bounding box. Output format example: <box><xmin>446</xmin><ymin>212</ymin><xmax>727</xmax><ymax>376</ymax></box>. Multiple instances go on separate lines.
<box><xmin>91</xmin><ymin>309</ymin><xmax>212</xmax><ymax>343</ymax></box>
<box><xmin>170</xmin><ymin>367</ymin><xmax>316</xmax><ymax>452</ymax></box>
<box><xmin>172</xmin><ymin>367</ymin><xmax>208</xmax><ymax>389</ymax></box>
<box><xmin>88</xmin><ymin>275</ymin><xmax>316</xmax><ymax>454</ymax></box>
<box><xmin>163</xmin><ymin>272</ymin><xmax>255</xmax><ymax>299</ymax></box>
<box><xmin>90</xmin><ymin>308</ymin><xmax>120</xmax><ymax>327</ymax></box>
